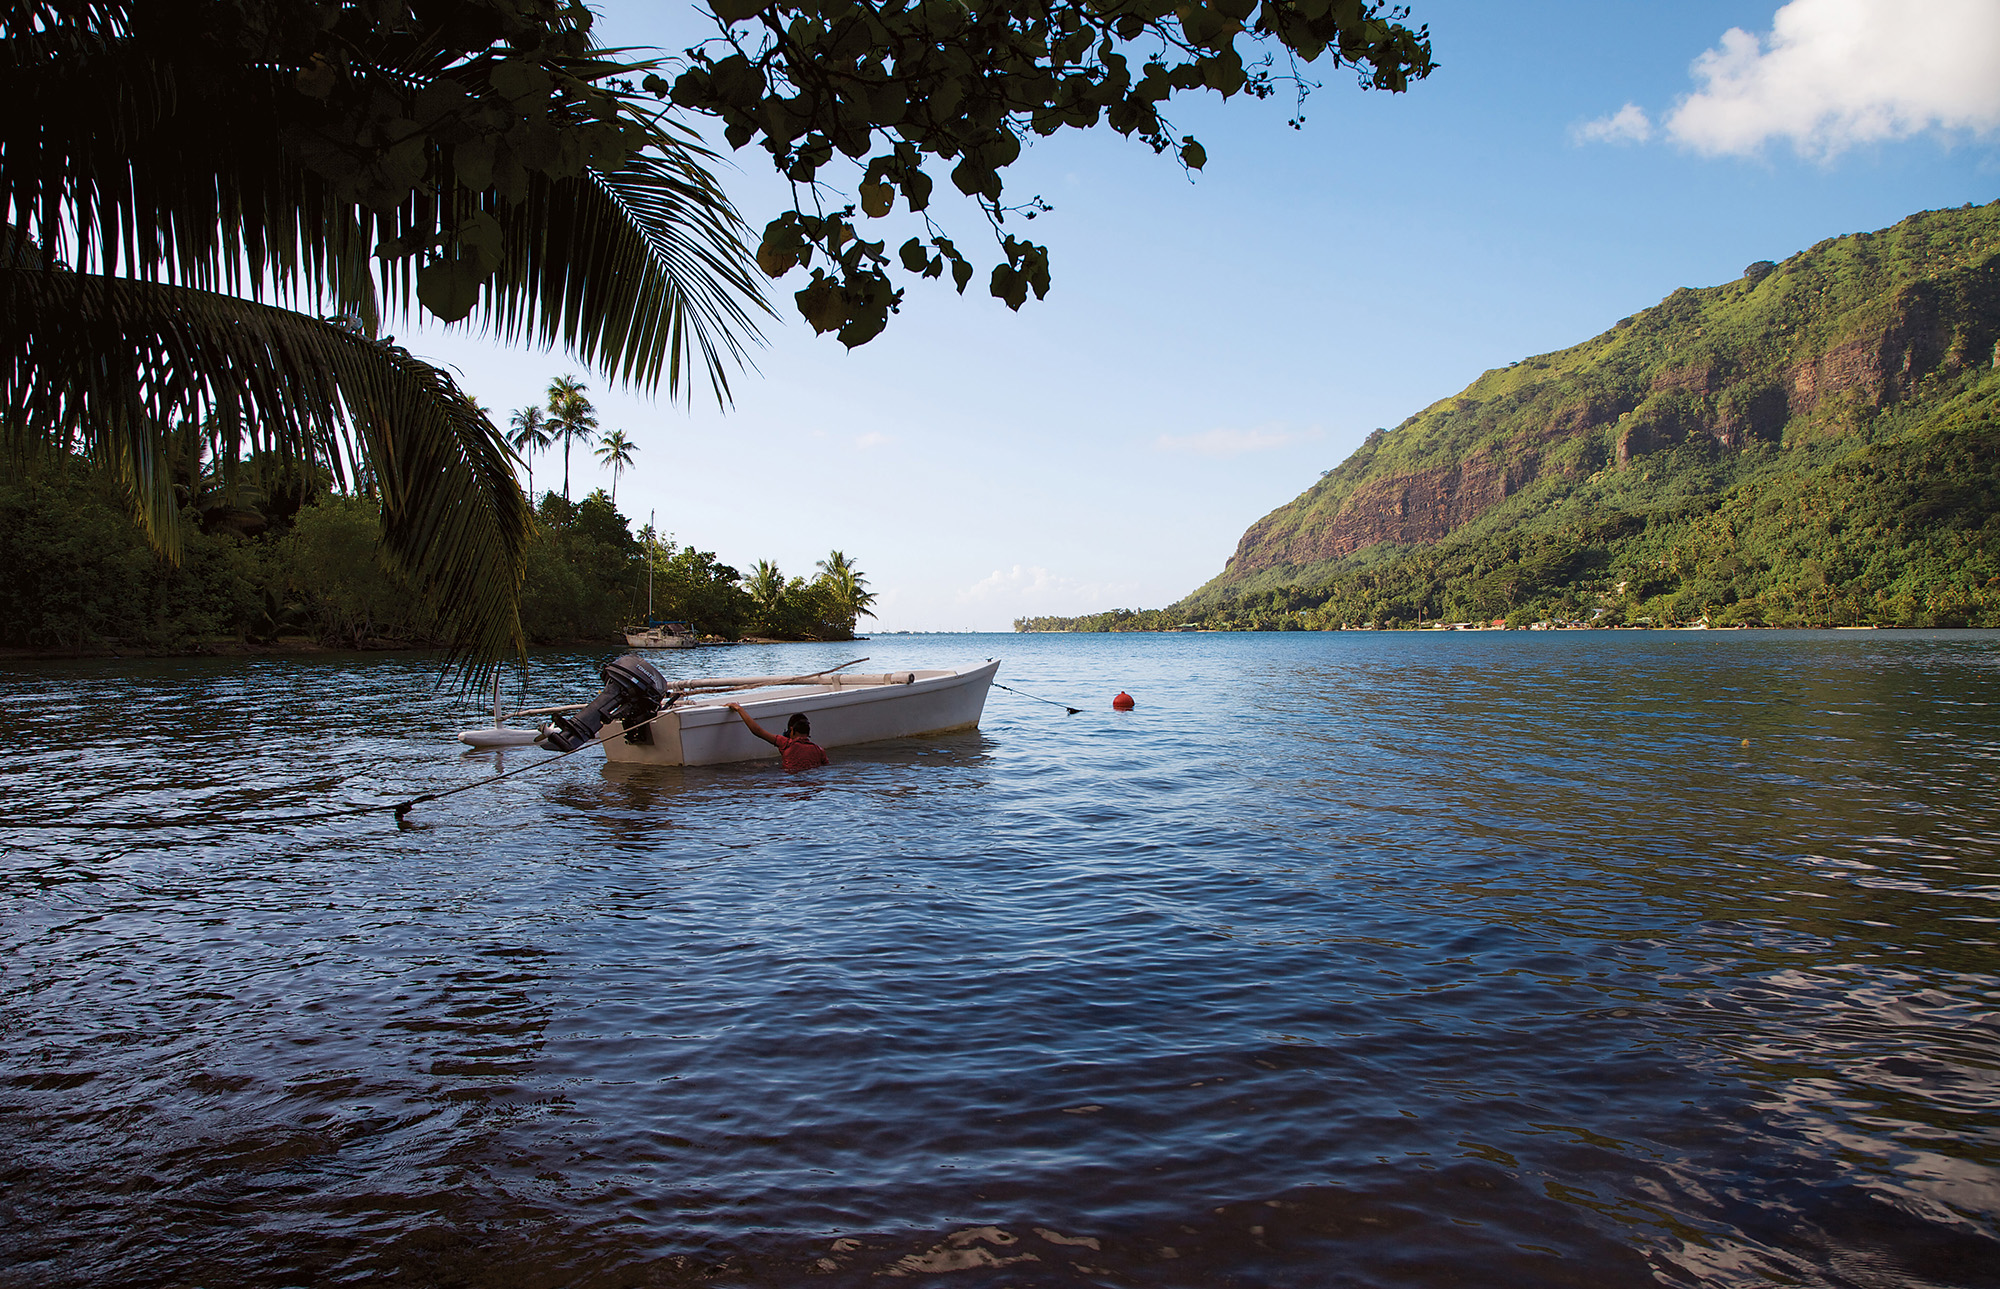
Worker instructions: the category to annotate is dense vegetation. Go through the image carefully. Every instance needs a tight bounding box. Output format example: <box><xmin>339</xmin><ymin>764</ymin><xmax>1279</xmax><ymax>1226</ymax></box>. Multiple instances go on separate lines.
<box><xmin>1019</xmin><ymin>204</ymin><xmax>2000</xmax><ymax>632</ymax></box>
<box><xmin>7</xmin><ymin>0</ymin><xmax>777</xmax><ymax>672</ymax></box>
<box><xmin>10</xmin><ymin>0</ymin><xmax>1441</xmax><ymax>673</ymax></box>
<box><xmin>0</xmin><ymin>452</ymin><xmax>872</xmax><ymax>653</ymax></box>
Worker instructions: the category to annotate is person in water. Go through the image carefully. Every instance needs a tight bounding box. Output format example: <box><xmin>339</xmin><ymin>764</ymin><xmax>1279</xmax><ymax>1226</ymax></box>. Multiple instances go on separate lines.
<box><xmin>725</xmin><ymin>703</ymin><xmax>829</xmax><ymax>769</ymax></box>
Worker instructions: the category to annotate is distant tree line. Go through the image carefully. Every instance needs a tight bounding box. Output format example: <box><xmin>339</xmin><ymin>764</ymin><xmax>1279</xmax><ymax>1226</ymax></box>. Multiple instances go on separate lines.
<box><xmin>1019</xmin><ymin>379</ymin><xmax>2000</xmax><ymax>632</ymax></box>
<box><xmin>0</xmin><ymin>447</ymin><xmax>874</xmax><ymax>653</ymax></box>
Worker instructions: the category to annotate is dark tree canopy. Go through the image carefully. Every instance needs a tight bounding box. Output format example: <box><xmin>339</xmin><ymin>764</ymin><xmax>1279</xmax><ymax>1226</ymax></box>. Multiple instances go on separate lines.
<box><xmin>4</xmin><ymin>0</ymin><xmax>767</xmax><ymax>673</ymax></box>
<box><xmin>6</xmin><ymin>0</ymin><xmax>765</xmax><ymax>390</ymax></box>
<box><xmin>666</xmin><ymin>0</ymin><xmax>1435</xmax><ymax>345</ymax></box>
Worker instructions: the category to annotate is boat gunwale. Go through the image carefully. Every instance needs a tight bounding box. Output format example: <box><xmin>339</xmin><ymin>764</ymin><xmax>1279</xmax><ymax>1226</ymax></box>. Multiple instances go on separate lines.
<box><xmin>669</xmin><ymin>660</ymin><xmax>997</xmax><ymax>727</ymax></box>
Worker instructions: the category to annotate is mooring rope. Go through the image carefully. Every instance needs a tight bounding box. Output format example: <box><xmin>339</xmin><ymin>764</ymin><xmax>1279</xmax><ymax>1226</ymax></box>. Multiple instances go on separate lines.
<box><xmin>6</xmin><ymin>658</ymin><xmax>898</xmax><ymax>832</ymax></box>
<box><xmin>2</xmin><ymin>705</ymin><xmax>676</xmax><ymax>832</ymax></box>
<box><xmin>992</xmin><ymin>682</ymin><xmax>1082</xmax><ymax>715</ymax></box>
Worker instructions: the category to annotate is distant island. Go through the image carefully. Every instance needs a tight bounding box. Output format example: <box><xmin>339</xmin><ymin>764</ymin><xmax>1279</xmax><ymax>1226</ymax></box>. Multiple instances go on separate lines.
<box><xmin>1019</xmin><ymin>202</ymin><xmax>2000</xmax><ymax>632</ymax></box>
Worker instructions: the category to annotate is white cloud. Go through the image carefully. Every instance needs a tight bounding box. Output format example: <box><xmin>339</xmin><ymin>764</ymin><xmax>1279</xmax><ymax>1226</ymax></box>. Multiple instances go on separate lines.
<box><xmin>961</xmin><ymin>565</ymin><xmax>1061</xmax><ymax>601</ymax></box>
<box><xmin>1151</xmin><ymin>424</ymin><xmax>1323</xmax><ymax>457</ymax></box>
<box><xmin>854</xmin><ymin>431</ymin><xmax>892</xmax><ymax>449</ymax></box>
<box><xmin>956</xmin><ymin>565</ymin><xmax>1140</xmax><ymax>612</ymax></box>
<box><xmin>1665</xmin><ymin>0</ymin><xmax>2000</xmax><ymax>158</ymax></box>
<box><xmin>1573</xmin><ymin>103</ymin><xmax>1655</xmax><ymax>145</ymax></box>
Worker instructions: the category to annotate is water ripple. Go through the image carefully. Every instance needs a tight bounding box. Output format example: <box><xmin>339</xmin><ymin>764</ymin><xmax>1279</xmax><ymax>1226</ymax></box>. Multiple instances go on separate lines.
<box><xmin>2</xmin><ymin>631</ymin><xmax>1997</xmax><ymax>1287</ymax></box>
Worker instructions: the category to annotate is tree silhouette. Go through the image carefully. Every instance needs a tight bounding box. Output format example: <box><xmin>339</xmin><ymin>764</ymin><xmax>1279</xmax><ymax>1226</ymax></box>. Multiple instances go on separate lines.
<box><xmin>545</xmin><ymin>375</ymin><xmax>598</xmax><ymax>503</ymax></box>
<box><xmin>595</xmin><ymin>429</ymin><xmax>637</xmax><ymax>506</ymax></box>
<box><xmin>815</xmin><ymin>550</ymin><xmax>877</xmax><ymax>626</ymax></box>
<box><xmin>508</xmin><ymin>406</ymin><xmax>552</xmax><ymax>503</ymax></box>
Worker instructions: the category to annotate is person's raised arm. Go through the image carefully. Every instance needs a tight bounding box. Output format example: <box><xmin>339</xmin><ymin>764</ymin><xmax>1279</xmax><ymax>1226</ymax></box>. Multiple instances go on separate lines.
<box><xmin>726</xmin><ymin>702</ymin><xmax>780</xmax><ymax>746</ymax></box>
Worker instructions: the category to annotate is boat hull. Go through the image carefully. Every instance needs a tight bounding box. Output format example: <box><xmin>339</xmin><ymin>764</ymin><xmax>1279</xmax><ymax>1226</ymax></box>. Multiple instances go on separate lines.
<box><xmin>602</xmin><ymin>660</ymin><xmax>999</xmax><ymax>766</ymax></box>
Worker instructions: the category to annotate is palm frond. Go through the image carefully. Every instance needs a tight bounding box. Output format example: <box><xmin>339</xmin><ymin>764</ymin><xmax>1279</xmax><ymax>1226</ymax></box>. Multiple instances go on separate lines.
<box><xmin>473</xmin><ymin>147</ymin><xmax>770</xmax><ymax>404</ymax></box>
<box><xmin>0</xmin><ymin>265</ymin><xmax>532</xmax><ymax>673</ymax></box>
<box><xmin>2</xmin><ymin>8</ymin><xmax>325</xmax><ymax>292</ymax></box>
<box><xmin>4</xmin><ymin>10</ymin><xmax>768</xmax><ymax>400</ymax></box>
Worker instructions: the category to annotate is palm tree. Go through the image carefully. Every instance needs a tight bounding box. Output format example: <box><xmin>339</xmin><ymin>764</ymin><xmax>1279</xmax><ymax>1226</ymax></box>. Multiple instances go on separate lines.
<box><xmin>746</xmin><ymin>559</ymin><xmax>787</xmax><ymax>617</ymax></box>
<box><xmin>508</xmin><ymin>407</ymin><xmax>552</xmax><ymax>503</ymax></box>
<box><xmin>815</xmin><ymin>550</ymin><xmax>878</xmax><ymax>627</ymax></box>
<box><xmin>595</xmin><ymin>430</ymin><xmax>637</xmax><ymax>506</ymax></box>
<box><xmin>2</xmin><ymin>0</ymin><xmax>767</xmax><ymax>674</ymax></box>
<box><xmin>546</xmin><ymin>375</ymin><xmax>598</xmax><ymax>503</ymax></box>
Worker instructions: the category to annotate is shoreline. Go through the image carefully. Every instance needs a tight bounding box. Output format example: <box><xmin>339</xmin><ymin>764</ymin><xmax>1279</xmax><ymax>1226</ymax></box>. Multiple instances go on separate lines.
<box><xmin>4</xmin><ymin>625</ymin><xmax>1977</xmax><ymax>662</ymax></box>
<box><xmin>0</xmin><ymin>634</ymin><xmax>862</xmax><ymax>662</ymax></box>
<box><xmin>0</xmin><ymin>638</ymin><xmax>426</xmax><ymax>662</ymax></box>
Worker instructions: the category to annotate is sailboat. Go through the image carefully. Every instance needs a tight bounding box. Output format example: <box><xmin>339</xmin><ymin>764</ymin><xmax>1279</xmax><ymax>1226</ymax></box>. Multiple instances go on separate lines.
<box><xmin>625</xmin><ymin>511</ymin><xmax>702</xmax><ymax>647</ymax></box>
<box><xmin>625</xmin><ymin>621</ymin><xmax>699</xmax><ymax>648</ymax></box>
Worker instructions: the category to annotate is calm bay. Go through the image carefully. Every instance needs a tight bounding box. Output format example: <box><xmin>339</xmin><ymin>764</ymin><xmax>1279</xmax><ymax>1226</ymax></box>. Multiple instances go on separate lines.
<box><xmin>3</xmin><ymin>630</ymin><xmax>1996</xmax><ymax>1286</ymax></box>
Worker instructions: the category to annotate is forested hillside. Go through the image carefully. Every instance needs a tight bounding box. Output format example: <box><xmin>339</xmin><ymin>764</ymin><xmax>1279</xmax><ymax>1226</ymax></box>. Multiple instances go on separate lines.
<box><xmin>1018</xmin><ymin>202</ymin><xmax>2000</xmax><ymax>631</ymax></box>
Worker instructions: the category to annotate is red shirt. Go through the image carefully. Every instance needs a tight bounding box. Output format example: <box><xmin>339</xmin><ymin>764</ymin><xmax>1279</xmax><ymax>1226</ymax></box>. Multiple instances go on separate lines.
<box><xmin>774</xmin><ymin>734</ymin><xmax>828</xmax><ymax>770</ymax></box>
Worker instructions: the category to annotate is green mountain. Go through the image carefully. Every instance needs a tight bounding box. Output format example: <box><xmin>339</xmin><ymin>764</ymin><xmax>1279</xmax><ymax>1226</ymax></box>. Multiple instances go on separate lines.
<box><xmin>1019</xmin><ymin>201</ymin><xmax>2000</xmax><ymax>632</ymax></box>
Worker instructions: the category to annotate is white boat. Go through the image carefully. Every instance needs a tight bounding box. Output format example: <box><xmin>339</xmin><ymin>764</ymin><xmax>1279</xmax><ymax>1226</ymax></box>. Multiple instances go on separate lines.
<box><xmin>625</xmin><ymin>516</ymin><xmax>704</xmax><ymax>648</ymax></box>
<box><xmin>624</xmin><ymin>620</ymin><xmax>701</xmax><ymax>648</ymax></box>
<box><xmin>600</xmin><ymin>659</ymin><xmax>1000</xmax><ymax>766</ymax></box>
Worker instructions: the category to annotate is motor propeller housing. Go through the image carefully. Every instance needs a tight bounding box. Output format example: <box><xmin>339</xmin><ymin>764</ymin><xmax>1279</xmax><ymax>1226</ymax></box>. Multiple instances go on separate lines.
<box><xmin>539</xmin><ymin>654</ymin><xmax>669</xmax><ymax>752</ymax></box>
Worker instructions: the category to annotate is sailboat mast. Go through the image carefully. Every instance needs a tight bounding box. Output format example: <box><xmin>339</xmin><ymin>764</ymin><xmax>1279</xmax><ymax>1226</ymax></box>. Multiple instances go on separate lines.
<box><xmin>646</xmin><ymin>509</ymin><xmax>656</xmax><ymax>623</ymax></box>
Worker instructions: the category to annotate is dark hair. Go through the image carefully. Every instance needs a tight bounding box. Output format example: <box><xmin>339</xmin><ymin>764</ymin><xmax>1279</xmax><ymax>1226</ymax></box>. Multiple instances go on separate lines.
<box><xmin>786</xmin><ymin>713</ymin><xmax>811</xmax><ymax>738</ymax></box>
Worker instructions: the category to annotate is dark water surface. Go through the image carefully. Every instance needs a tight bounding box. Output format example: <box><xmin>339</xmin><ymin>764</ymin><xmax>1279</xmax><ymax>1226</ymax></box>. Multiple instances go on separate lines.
<box><xmin>3</xmin><ymin>631</ymin><xmax>1997</xmax><ymax>1288</ymax></box>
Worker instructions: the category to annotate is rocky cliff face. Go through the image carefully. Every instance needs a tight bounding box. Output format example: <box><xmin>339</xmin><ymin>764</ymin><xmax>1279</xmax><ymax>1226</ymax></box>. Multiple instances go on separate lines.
<box><xmin>1203</xmin><ymin>204</ymin><xmax>2000</xmax><ymax>595</ymax></box>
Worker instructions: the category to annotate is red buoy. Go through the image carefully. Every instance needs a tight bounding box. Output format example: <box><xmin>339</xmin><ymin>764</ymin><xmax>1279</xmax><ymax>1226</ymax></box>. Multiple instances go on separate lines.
<box><xmin>1112</xmin><ymin>691</ymin><xmax>1135</xmax><ymax>710</ymax></box>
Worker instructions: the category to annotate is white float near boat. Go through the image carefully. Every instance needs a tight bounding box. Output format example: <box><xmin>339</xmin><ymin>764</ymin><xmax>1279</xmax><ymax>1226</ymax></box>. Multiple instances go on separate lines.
<box><xmin>459</xmin><ymin>725</ymin><xmax>540</xmax><ymax>749</ymax></box>
<box><xmin>458</xmin><ymin>657</ymin><xmax>999</xmax><ymax>764</ymax></box>
<box><xmin>458</xmin><ymin>673</ymin><xmax>541</xmax><ymax>748</ymax></box>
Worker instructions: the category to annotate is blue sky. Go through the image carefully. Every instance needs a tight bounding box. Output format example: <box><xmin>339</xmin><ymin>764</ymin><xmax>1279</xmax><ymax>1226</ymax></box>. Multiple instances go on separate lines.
<box><xmin>407</xmin><ymin>0</ymin><xmax>2000</xmax><ymax>630</ymax></box>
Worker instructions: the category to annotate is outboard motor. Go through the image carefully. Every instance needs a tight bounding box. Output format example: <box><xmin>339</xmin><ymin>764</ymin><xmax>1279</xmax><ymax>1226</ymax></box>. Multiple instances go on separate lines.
<box><xmin>539</xmin><ymin>654</ymin><xmax>669</xmax><ymax>751</ymax></box>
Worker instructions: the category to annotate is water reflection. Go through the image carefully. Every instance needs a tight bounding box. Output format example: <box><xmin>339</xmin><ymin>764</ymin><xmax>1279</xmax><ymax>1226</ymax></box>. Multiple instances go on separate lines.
<box><xmin>1</xmin><ymin>632</ymin><xmax>1995</xmax><ymax>1287</ymax></box>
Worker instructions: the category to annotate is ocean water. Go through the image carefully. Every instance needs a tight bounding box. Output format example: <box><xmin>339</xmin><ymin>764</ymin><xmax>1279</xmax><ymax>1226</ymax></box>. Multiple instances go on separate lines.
<box><xmin>1</xmin><ymin>630</ymin><xmax>1996</xmax><ymax>1288</ymax></box>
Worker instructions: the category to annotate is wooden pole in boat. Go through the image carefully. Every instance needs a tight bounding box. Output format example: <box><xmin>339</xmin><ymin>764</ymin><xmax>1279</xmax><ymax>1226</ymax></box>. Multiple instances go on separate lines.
<box><xmin>501</xmin><ymin>659</ymin><xmax>874</xmax><ymax>720</ymax></box>
<box><xmin>663</xmin><ymin>658</ymin><xmax>872</xmax><ymax>694</ymax></box>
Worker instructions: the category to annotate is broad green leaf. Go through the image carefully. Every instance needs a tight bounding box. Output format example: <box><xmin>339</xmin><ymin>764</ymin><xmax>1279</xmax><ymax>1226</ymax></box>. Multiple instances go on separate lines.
<box><xmin>455</xmin><ymin>136</ymin><xmax>497</xmax><ymax>191</ymax></box>
<box><xmin>417</xmin><ymin>255</ymin><xmax>486</xmax><ymax>322</ymax></box>
<box><xmin>794</xmin><ymin>274</ymin><xmax>845</xmax><ymax>333</ymax></box>
<box><xmin>990</xmin><ymin>263</ymin><xmax>1027</xmax><ymax>310</ymax></box>
<box><xmin>455</xmin><ymin>211</ymin><xmax>505</xmax><ymax>268</ymax></box>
